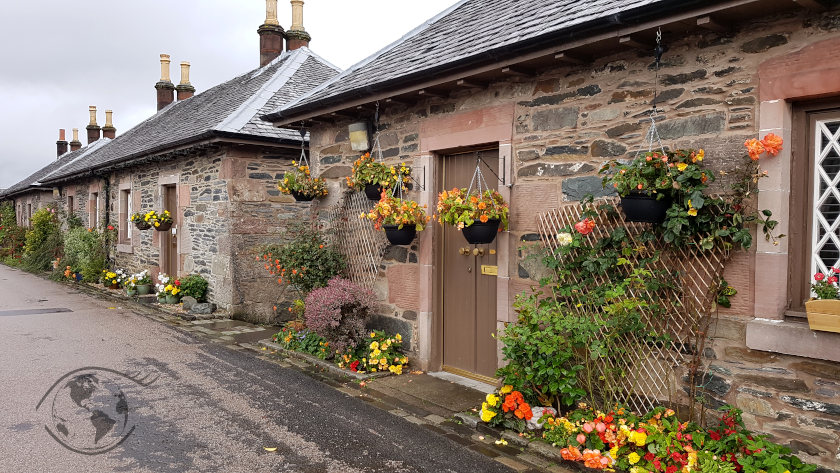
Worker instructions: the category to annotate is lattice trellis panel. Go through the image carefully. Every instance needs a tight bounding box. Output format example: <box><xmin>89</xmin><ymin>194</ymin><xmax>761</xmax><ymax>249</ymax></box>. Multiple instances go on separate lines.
<box><xmin>319</xmin><ymin>191</ymin><xmax>388</xmax><ymax>288</ymax></box>
<box><xmin>811</xmin><ymin>118</ymin><xmax>840</xmax><ymax>278</ymax></box>
<box><xmin>537</xmin><ymin>197</ymin><xmax>730</xmax><ymax>413</ymax></box>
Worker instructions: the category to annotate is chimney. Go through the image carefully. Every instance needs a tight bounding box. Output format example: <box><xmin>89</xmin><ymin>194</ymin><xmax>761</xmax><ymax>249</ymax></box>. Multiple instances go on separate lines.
<box><xmin>102</xmin><ymin>110</ymin><xmax>116</xmax><ymax>139</ymax></box>
<box><xmin>86</xmin><ymin>106</ymin><xmax>101</xmax><ymax>144</ymax></box>
<box><xmin>155</xmin><ymin>54</ymin><xmax>175</xmax><ymax>111</ymax></box>
<box><xmin>70</xmin><ymin>128</ymin><xmax>82</xmax><ymax>151</ymax></box>
<box><xmin>176</xmin><ymin>62</ymin><xmax>195</xmax><ymax>100</ymax></box>
<box><xmin>56</xmin><ymin>129</ymin><xmax>68</xmax><ymax>158</ymax></box>
<box><xmin>286</xmin><ymin>0</ymin><xmax>311</xmax><ymax>51</ymax></box>
<box><xmin>258</xmin><ymin>0</ymin><xmax>285</xmax><ymax>66</ymax></box>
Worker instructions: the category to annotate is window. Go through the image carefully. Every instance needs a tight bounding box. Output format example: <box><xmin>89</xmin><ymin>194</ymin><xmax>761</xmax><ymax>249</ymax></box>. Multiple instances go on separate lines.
<box><xmin>789</xmin><ymin>101</ymin><xmax>840</xmax><ymax>312</ymax></box>
<box><xmin>90</xmin><ymin>192</ymin><xmax>99</xmax><ymax>229</ymax></box>
<box><xmin>119</xmin><ymin>188</ymin><xmax>131</xmax><ymax>244</ymax></box>
<box><xmin>27</xmin><ymin>203</ymin><xmax>32</xmax><ymax>225</ymax></box>
<box><xmin>67</xmin><ymin>195</ymin><xmax>74</xmax><ymax>216</ymax></box>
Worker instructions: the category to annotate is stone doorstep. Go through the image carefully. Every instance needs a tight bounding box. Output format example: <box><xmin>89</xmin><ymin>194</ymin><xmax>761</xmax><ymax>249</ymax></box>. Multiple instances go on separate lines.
<box><xmin>257</xmin><ymin>339</ymin><xmax>391</xmax><ymax>381</ymax></box>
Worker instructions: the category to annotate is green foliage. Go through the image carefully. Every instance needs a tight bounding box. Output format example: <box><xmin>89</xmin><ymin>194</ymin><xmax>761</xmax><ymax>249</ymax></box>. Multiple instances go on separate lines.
<box><xmin>179</xmin><ymin>274</ymin><xmax>209</xmax><ymax>301</ymax></box>
<box><xmin>716</xmin><ymin>279</ymin><xmax>738</xmax><ymax>308</ymax></box>
<box><xmin>63</xmin><ymin>227</ymin><xmax>107</xmax><ymax>282</ymax></box>
<box><xmin>810</xmin><ymin>270</ymin><xmax>839</xmax><ymax>300</ymax></box>
<box><xmin>0</xmin><ymin>202</ymin><xmax>25</xmax><ymax>264</ymax></box>
<box><xmin>22</xmin><ymin>207</ymin><xmax>62</xmax><ymax>271</ymax></box>
<box><xmin>272</xmin><ymin>322</ymin><xmax>331</xmax><ymax>360</ymax></box>
<box><xmin>347</xmin><ymin>153</ymin><xmax>411</xmax><ymax>191</ymax></box>
<box><xmin>259</xmin><ymin>223</ymin><xmax>346</xmax><ymax>295</ymax></box>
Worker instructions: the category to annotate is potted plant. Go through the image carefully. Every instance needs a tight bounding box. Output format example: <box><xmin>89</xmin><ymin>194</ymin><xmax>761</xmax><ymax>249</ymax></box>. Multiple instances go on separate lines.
<box><xmin>361</xmin><ymin>192</ymin><xmax>431</xmax><ymax>245</ymax></box>
<box><xmin>805</xmin><ymin>269</ymin><xmax>840</xmax><ymax>334</ymax></box>
<box><xmin>131</xmin><ymin>212</ymin><xmax>151</xmax><ymax>230</ymax></box>
<box><xmin>600</xmin><ymin>150</ymin><xmax>688</xmax><ymax>223</ymax></box>
<box><xmin>346</xmin><ymin>153</ymin><xmax>411</xmax><ymax>200</ymax></box>
<box><xmin>277</xmin><ymin>161</ymin><xmax>328</xmax><ymax>202</ymax></box>
<box><xmin>135</xmin><ymin>270</ymin><xmax>153</xmax><ymax>295</ymax></box>
<box><xmin>436</xmin><ymin>188</ymin><xmax>509</xmax><ymax>244</ymax></box>
<box><xmin>155</xmin><ymin>273</ymin><xmax>171</xmax><ymax>303</ymax></box>
<box><xmin>124</xmin><ymin>275</ymin><xmax>138</xmax><ymax>297</ymax></box>
<box><xmin>152</xmin><ymin>210</ymin><xmax>173</xmax><ymax>231</ymax></box>
<box><xmin>102</xmin><ymin>270</ymin><xmax>121</xmax><ymax>289</ymax></box>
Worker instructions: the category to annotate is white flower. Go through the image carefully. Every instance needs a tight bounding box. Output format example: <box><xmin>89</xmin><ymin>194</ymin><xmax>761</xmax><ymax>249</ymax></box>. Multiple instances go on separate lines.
<box><xmin>556</xmin><ymin>232</ymin><xmax>573</xmax><ymax>246</ymax></box>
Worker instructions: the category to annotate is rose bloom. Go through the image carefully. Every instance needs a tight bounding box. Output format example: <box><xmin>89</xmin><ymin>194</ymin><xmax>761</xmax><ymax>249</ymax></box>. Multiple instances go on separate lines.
<box><xmin>760</xmin><ymin>133</ymin><xmax>783</xmax><ymax>156</ymax></box>
<box><xmin>815</xmin><ymin>272</ymin><xmax>826</xmax><ymax>281</ymax></box>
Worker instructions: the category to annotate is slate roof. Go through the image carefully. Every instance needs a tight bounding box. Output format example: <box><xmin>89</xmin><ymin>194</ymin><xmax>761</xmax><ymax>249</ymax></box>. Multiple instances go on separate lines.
<box><xmin>266</xmin><ymin>0</ymin><xmax>706</xmax><ymax>121</ymax></box>
<box><xmin>42</xmin><ymin>47</ymin><xmax>340</xmax><ymax>183</ymax></box>
<box><xmin>0</xmin><ymin>139</ymin><xmax>111</xmax><ymax>198</ymax></box>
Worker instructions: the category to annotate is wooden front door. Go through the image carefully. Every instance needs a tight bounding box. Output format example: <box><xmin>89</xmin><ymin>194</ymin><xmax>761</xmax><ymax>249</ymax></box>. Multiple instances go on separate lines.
<box><xmin>439</xmin><ymin>149</ymin><xmax>499</xmax><ymax>382</ymax></box>
<box><xmin>161</xmin><ymin>185</ymin><xmax>178</xmax><ymax>277</ymax></box>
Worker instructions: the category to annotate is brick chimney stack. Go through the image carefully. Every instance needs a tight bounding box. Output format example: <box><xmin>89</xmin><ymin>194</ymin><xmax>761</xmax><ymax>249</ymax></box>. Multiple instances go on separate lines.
<box><xmin>56</xmin><ymin>129</ymin><xmax>68</xmax><ymax>158</ymax></box>
<box><xmin>155</xmin><ymin>54</ymin><xmax>175</xmax><ymax>111</ymax></box>
<box><xmin>102</xmin><ymin>110</ymin><xmax>116</xmax><ymax>139</ymax></box>
<box><xmin>286</xmin><ymin>0</ymin><xmax>311</xmax><ymax>51</ymax></box>
<box><xmin>176</xmin><ymin>62</ymin><xmax>195</xmax><ymax>100</ymax></box>
<box><xmin>258</xmin><ymin>0</ymin><xmax>285</xmax><ymax>66</ymax></box>
<box><xmin>86</xmin><ymin>106</ymin><xmax>101</xmax><ymax>144</ymax></box>
<box><xmin>70</xmin><ymin>128</ymin><xmax>82</xmax><ymax>151</ymax></box>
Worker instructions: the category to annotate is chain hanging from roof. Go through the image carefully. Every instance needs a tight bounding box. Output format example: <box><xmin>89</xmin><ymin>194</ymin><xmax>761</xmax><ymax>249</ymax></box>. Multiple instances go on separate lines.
<box><xmin>467</xmin><ymin>151</ymin><xmax>506</xmax><ymax>195</ymax></box>
<box><xmin>371</xmin><ymin>101</ymin><xmax>384</xmax><ymax>163</ymax></box>
<box><xmin>297</xmin><ymin>123</ymin><xmax>310</xmax><ymax>168</ymax></box>
<box><xmin>632</xmin><ymin>28</ymin><xmax>668</xmax><ymax>159</ymax></box>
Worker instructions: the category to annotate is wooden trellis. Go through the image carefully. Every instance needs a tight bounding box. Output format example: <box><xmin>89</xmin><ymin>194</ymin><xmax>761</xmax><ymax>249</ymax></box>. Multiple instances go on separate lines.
<box><xmin>537</xmin><ymin>197</ymin><xmax>730</xmax><ymax>413</ymax></box>
<box><xmin>319</xmin><ymin>191</ymin><xmax>388</xmax><ymax>288</ymax></box>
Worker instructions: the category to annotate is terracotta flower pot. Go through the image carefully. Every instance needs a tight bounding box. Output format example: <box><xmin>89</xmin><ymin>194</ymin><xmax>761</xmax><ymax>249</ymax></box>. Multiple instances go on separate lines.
<box><xmin>384</xmin><ymin>225</ymin><xmax>417</xmax><ymax>245</ymax></box>
<box><xmin>108</xmin><ymin>282</ymin><xmax>119</xmax><ymax>290</ymax></box>
<box><xmin>619</xmin><ymin>192</ymin><xmax>671</xmax><ymax>224</ymax></box>
<box><xmin>462</xmin><ymin>219</ymin><xmax>501</xmax><ymax>245</ymax></box>
<box><xmin>364</xmin><ymin>184</ymin><xmax>383</xmax><ymax>201</ymax></box>
<box><xmin>805</xmin><ymin>299</ymin><xmax>840</xmax><ymax>334</ymax></box>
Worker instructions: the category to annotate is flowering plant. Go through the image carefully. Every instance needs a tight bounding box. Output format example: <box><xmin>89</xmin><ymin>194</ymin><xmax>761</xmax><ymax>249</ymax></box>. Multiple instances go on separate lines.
<box><xmin>304</xmin><ymin>277</ymin><xmax>376</xmax><ymax>353</ymax></box>
<box><xmin>337</xmin><ymin>330</ymin><xmax>407</xmax><ymax>374</ymax></box>
<box><xmin>129</xmin><ymin>212</ymin><xmax>145</xmax><ymax>224</ymax></box>
<box><xmin>601</xmin><ymin>149</ymin><xmax>706</xmax><ymax>199</ymax></box>
<box><xmin>346</xmin><ymin>153</ymin><xmax>411</xmax><ymax>191</ymax></box>
<box><xmin>155</xmin><ymin>273</ymin><xmax>172</xmax><ymax>297</ymax></box>
<box><xmin>361</xmin><ymin>193</ymin><xmax>431</xmax><ymax>231</ymax></box>
<box><xmin>436</xmin><ymin>188</ymin><xmax>509</xmax><ymax>230</ymax></box>
<box><xmin>272</xmin><ymin>321</ymin><xmax>331</xmax><ymax>360</ymax></box>
<box><xmin>258</xmin><ymin>224</ymin><xmax>345</xmax><ymax>295</ymax></box>
<box><xmin>277</xmin><ymin>161</ymin><xmax>328</xmax><ymax>199</ymax></box>
<box><xmin>102</xmin><ymin>269</ymin><xmax>127</xmax><ymax>287</ymax></box>
<box><xmin>479</xmin><ymin>385</ymin><xmax>533</xmax><ymax>432</ymax></box>
<box><xmin>142</xmin><ymin>210</ymin><xmax>172</xmax><ymax>228</ymax></box>
<box><xmin>810</xmin><ymin>268</ymin><xmax>840</xmax><ymax>300</ymax></box>
<box><xmin>134</xmin><ymin>270</ymin><xmax>152</xmax><ymax>285</ymax></box>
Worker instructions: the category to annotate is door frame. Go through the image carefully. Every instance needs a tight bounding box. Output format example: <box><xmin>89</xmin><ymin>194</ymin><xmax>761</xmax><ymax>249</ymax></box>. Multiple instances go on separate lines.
<box><xmin>158</xmin><ymin>174</ymin><xmax>180</xmax><ymax>277</ymax></box>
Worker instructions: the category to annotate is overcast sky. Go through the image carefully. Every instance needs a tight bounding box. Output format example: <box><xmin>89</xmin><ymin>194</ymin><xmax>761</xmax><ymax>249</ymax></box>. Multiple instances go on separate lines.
<box><xmin>0</xmin><ymin>0</ymin><xmax>457</xmax><ymax>189</ymax></box>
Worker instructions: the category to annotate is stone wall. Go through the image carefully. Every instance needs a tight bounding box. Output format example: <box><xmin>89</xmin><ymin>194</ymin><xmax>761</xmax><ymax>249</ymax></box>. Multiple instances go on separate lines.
<box><xmin>302</xmin><ymin>8</ymin><xmax>840</xmax><ymax>469</ymax></box>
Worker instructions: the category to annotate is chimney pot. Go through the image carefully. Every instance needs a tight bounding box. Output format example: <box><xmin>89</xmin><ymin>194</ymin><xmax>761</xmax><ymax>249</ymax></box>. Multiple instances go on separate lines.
<box><xmin>70</xmin><ymin>128</ymin><xmax>82</xmax><ymax>151</ymax></box>
<box><xmin>259</xmin><ymin>0</ymin><xmax>285</xmax><ymax>66</ymax></box>
<box><xmin>86</xmin><ymin>106</ymin><xmax>101</xmax><ymax>144</ymax></box>
<box><xmin>286</xmin><ymin>0</ymin><xmax>311</xmax><ymax>51</ymax></box>
<box><xmin>155</xmin><ymin>53</ymin><xmax>176</xmax><ymax>111</ymax></box>
<box><xmin>56</xmin><ymin>129</ymin><xmax>68</xmax><ymax>158</ymax></box>
<box><xmin>102</xmin><ymin>110</ymin><xmax>117</xmax><ymax>139</ymax></box>
<box><xmin>176</xmin><ymin>62</ymin><xmax>196</xmax><ymax>101</ymax></box>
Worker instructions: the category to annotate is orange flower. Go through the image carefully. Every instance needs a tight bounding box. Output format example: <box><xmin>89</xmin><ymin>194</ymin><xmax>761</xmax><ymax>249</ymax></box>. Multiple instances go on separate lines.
<box><xmin>479</xmin><ymin>214</ymin><xmax>489</xmax><ymax>223</ymax></box>
<box><xmin>583</xmin><ymin>450</ymin><xmax>604</xmax><ymax>469</ymax></box>
<box><xmin>744</xmin><ymin>138</ymin><xmax>765</xmax><ymax>161</ymax></box>
<box><xmin>561</xmin><ymin>446</ymin><xmax>583</xmax><ymax>461</ymax></box>
<box><xmin>478</xmin><ymin>202</ymin><xmax>487</xmax><ymax>210</ymax></box>
<box><xmin>761</xmin><ymin>133</ymin><xmax>783</xmax><ymax>156</ymax></box>
<box><xmin>470</xmin><ymin>195</ymin><xmax>479</xmax><ymax>204</ymax></box>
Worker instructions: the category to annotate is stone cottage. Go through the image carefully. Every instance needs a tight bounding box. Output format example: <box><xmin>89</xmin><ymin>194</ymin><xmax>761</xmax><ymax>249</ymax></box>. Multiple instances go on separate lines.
<box><xmin>263</xmin><ymin>0</ymin><xmax>840</xmax><ymax>467</ymax></box>
<box><xmin>4</xmin><ymin>0</ymin><xmax>341</xmax><ymax>319</ymax></box>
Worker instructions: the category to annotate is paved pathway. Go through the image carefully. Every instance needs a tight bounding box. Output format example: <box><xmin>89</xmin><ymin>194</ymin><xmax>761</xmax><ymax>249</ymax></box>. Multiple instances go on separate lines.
<box><xmin>0</xmin><ymin>265</ymin><xmax>516</xmax><ymax>473</ymax></box>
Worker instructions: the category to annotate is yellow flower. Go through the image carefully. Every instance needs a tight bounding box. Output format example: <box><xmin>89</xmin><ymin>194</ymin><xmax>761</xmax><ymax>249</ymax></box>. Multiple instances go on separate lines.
<box><xmin>610</xmin><ymin>446</ymin><xmax>619</xmax><ymax>458</ymax></box>
<box><xmin>370</xmin><ymin>358</ymin><xmax>378</xmax><ymax>365</ymax></box>
<box><xmin>687</xmin><ymin>208</ymin><xmax>698</xmax><ymax>217</ymax></box>
<box><xmin>633</xmin><ymin>431</ymin><xmax>647</xmax><ymax>447</ymax></box>
<box><xmin>370</xmin><ymin>332</ymin><xmax>376</xmax><ymax>338</ymax></box>
<box><xmin>628</xmin><ymin>452</ymin><xmax>641</xmax><ymax>465</ymax></box>
<box><xmin>370</xmin><ymin>341</ymin><xmax>379</xmax><ymax>350</ymax></box>
<box><xmin>500</xmin><ymin>385</ymin><xmax>513</xmax><ymax>394</ymax></box>
<box><xmin>371</xmin><ymin>349</ymin><xmax>381</xmax><ymax>357</ymax></box>
<box><xmin>696</xmin><ymin>149</ymin><xmax>704</xmax><ymax>162</ymax></box>
<box><xmin>395</xmin><ymin>333</ymin><xmax>402</xmax><ymax>342</ymax></box>
<box><xmin>480</xmin><ymin>404</ymin><xmax>497</xmax><ymax>422</ymax></box>
<box><xmin>485</xmin><ymin>394</ymin><xmax>499</xmax><ymax>407</ymax></box>
<box><xmin>677</xmin><ymin>162</ymin><xmax>688</xmax><ymax>172</ymax></box>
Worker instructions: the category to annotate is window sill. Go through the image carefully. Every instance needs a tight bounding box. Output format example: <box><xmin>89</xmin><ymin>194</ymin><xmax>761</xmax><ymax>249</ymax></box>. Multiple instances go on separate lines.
<box><xmin>746</xmin><ymin>317</ymin><xmax>840</xmax><ymax>363</ymax></box>
<box><xmin>116</xmin><ymin>243</ymin><xmax>133</xmax><ymax>254</ymax></box>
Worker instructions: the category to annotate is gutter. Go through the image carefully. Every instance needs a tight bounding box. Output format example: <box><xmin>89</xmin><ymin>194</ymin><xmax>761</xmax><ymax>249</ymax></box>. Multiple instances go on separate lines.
<box><xmin>265</xmin><ymin>0</ymin><xmax>753</xmax><ymax>123</ymax></box>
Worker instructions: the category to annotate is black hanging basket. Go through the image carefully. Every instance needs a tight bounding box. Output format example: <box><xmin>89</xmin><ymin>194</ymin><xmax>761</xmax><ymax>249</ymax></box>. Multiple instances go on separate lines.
<box><xmin>384</xmin><ymin>225</ymin><xmax>417</xmax><ymax>245</ymax></box>
<box><xmin>134</xmin><ymin>220</ymin><xmax>152</xmax><ymax>231</ymax></box>
<box><xmin>462</xmin><ymin>219</ymin><xmax>501</xmax><ymax>245</ymax></box>
<box><xmin>364</xmin><ymin>184</ymin><xmax>383</xmax><ymax>201</ymax></box>
<box><xmin>291</xmin><ymin>190</ymin><xmax>315</xmax><ymax>202</ymax></box>
<box><xmin>154</xmin><ymin>221</ymin><xmax>173</xmax><ymax>232</ymax></box>
<box><xmin>620</xmin><ymin>192</ymin><xmax>671</xmax><ymax>224</ymax></box>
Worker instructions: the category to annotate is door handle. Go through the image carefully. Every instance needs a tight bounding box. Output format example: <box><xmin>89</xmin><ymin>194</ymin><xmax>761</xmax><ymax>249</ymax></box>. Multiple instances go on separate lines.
<box><xmin>473</xmin><ymin>248</ymin><xmax>484</xmax><ymax>256</ymax></box>
<box><xmin>459</xmin><ymin>247</ymin><xmax>470</xmax><ymax>255</ymax></box>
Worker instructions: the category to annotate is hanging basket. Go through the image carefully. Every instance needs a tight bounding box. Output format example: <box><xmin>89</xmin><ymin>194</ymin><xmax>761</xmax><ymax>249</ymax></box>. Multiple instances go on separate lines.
<box><xmin>154</xmin><ymin>221</ymin><xmax>173</xmax><ymax>232</ymax></box>
<box><xmin>462</xmin><ymin>219</ymin><xmax>501</xmax><ymax>244</ymax></box>
<box><xmin>134</xmin><ymin>220</ymin><xmax>152</xmax><ymax>231</ymax></box>
<box><xmin>364</xmin><ymin>184</ymin><xmax>383</xmax><ymax>201</ymax></box>
<box><xmin>383</xmin><ymin>225</ymin><xmax>417</xmax><ymax>245</ymax></box>
<box><xmin>620</xmin><ymin>193</ymin><xmax>671</xmax><ymax>224</ymax></box>
<box><xmin>291</xmin><ymin>190</ymin><xmax>315</xmax><ymax>202</ymax></box>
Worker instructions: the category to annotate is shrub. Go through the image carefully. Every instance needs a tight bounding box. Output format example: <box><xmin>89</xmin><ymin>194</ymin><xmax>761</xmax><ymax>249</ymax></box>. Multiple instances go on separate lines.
<box><xmin>0</xmin><ymin>202</ymin><xmax>25</xmax><ymax>264</ymax></box>
<box><xmin>259</xmin><ymin>223</ymin><xmax>346</xmax><ymax>295</ymax></box>
<box><xmin>63</xmin><ymin>227</ymin><xmax>107</xmax><ymax>282</ymax></box>
<box><xmin>22</xmin><ymin>207</ymin><xmax>62</xmax><ymax>271</ymax></box>
<box><xmin>180</xmin><ymin>274</ymin><xmax>209</xmax><ymax>301</ymax></box>
<box><xmin>304</xmin><ymin>277</ymin><xmax>376</xmax><ymax>354</ymax></box>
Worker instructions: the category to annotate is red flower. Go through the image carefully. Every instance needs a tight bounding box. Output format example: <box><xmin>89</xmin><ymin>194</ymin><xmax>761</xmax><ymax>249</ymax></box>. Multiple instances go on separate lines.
<box><xmin>829</xmin><ymin>276</ymin><xmax>838</xmax><ymax>284</ymax></box>
<box><xmin>107</xmin><ymin>225</ymin><xmax>114</xmax><ymax>231</ymax></box>
<box><xmin>644</xmin><ymin>452</ymin><xmax>655</xmax><ymax>461</ymax></box>
<box><xmin>815</xmin><ymin>272</ymin><xmax>826</xmax><ymax>281</ymax></box>
<box><xmin>666</xmin><ymin>466</ymin><xmax>678</xmax><ymax>473</ymax></box>
<box><xmin>574</xmin><ymin>218</ymin><xmax>596</xmax><ymax>235</ymax></box>
<box><xmin>349</xmin><ymin>360</ymin><xmax>360</xmax><ymax>372</ymax></box>
<box><xmin>175</xmin><ymin>279</ymin><xmax>181</xmax><ymax>286</ymax></box>
<box><xmin>833</xmin><ymin>267</ymin><xmax>840</xmax><ymax>273</ymax></box>
<box><xmin>709</xmin><ymin>431</ymin><xmax>721</xmax><ymax>441</ymax></box>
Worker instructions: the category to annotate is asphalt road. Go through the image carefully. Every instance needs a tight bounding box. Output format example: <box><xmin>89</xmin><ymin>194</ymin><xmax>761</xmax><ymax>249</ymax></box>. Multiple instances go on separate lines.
<box><xmin>0</xmin><ymin>265</ymin><xmax>512</xmax><ymax>473</ymax></box>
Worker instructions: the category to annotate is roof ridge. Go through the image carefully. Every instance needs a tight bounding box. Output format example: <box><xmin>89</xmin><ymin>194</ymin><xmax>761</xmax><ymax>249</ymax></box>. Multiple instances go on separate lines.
<box><xmin>276</xmin><ymin>0</ymin><xmax>470</xmax><ymax>115</ymax></box>
<box><xmin>215</xmin><ymin>48</ymin><xmax>309</xmax><ymax>133</ymax></box>
<box><xmin>38</xmin><ymin>138</ymin><xmax>112</xmax><ymax>184</ymax></box>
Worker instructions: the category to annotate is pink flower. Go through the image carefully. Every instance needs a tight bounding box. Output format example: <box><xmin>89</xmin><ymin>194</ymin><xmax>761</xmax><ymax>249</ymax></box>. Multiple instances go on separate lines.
<box><xmin>582</xmin><ymin>422</ymin><xmax>594</xmax><ymax>433</ymax></box>
<box><xmin>576</xmin><ymin>433</ymin><xmax>587</xmax><ymax>445</ymax></box>
<box><xmin>574</xmin><ymin>218</ymin><xmax>596</xmax><ymax>235</ymax></box>
<box><xmin>815</xmin><ymin>272</ymin><xmax>826</xmax><ymax>281</ymax></box>
<box><xmin>829</xmin><ymin>276</ymin><xmax>838</xmax><ymax>284</ymax></box>
<box><xmin>595</xmin><ymin>422</ymin><xmax>606</xmax><ymax>433</ymax></box>
<box><xmin>833</xmin><ymin>267</ymin><xmax>840</xmax><ymax>274</ymax></box>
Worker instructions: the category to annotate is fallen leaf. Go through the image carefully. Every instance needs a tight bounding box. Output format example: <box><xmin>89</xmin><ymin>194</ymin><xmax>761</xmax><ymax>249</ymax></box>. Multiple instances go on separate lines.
<box><xmin>107</xmin><ymin>307</ymin><xmax>116</xmax><ymax>310</ymax></box>
<box><xmin>263</xmin><ymin>447</ymin><xmax>277</xmax><ymax>452</ymax></box>
<box><xmin>495</xmin><ymin>438</ymin><xmax>508</xmax><ymax>446</ymax></box>
<box><xmin>478</xmin><ymin>435</ymin><xmax>485</xmax><ymax>441</ymax></box>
